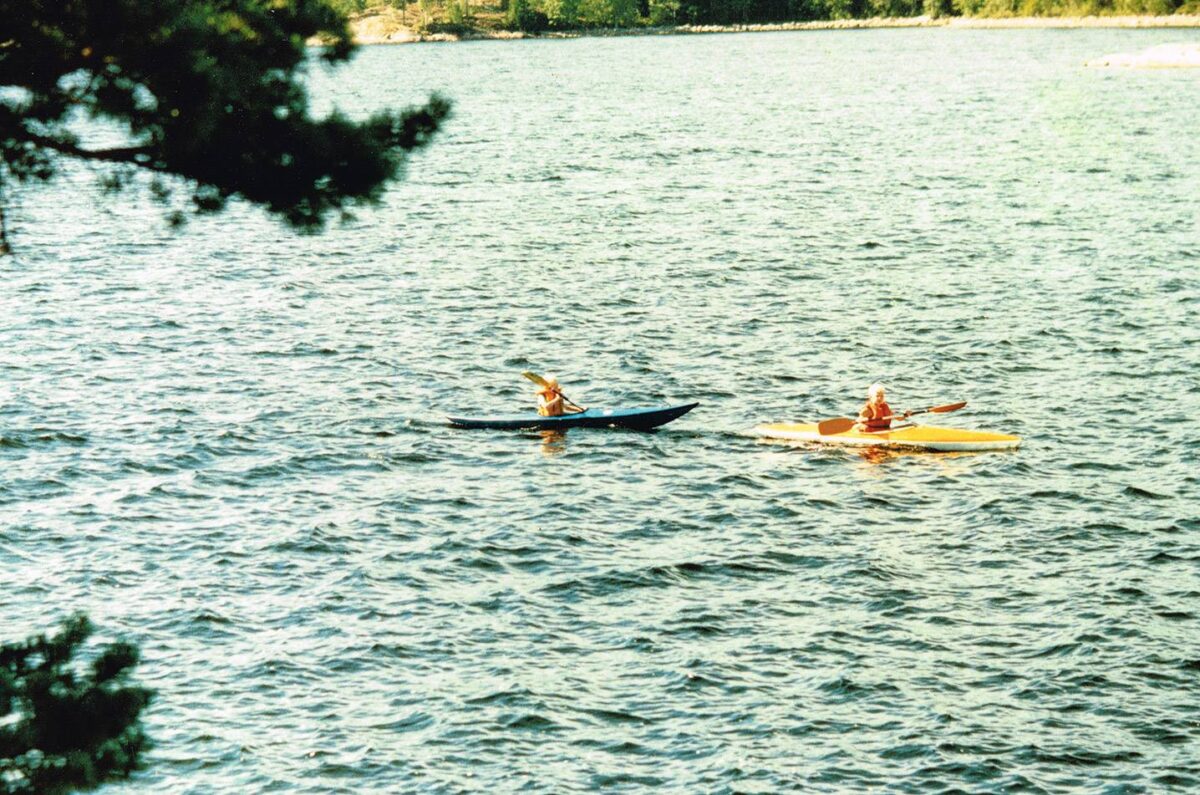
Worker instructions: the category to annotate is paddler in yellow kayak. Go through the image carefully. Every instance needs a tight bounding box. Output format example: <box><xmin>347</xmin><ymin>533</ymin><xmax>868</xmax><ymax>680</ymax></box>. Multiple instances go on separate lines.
<box><xmin>535</xmin><ymin>375</ymin><xmax>583</xmax><ymax>417</ymax></box>
<box><xmin>854</xmin><ymin>383</ymin><xmax>910</xmax><ymax>432</ymax></box>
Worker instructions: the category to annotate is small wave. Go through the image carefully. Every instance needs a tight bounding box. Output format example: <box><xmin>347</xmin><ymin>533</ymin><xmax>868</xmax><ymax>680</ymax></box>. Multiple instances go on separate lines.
<box><xmin>664</xmin><ymin>612</ymin><xmax>725</xmax><ymax>638</ymax></box>
<box><xmin>866</xmin><ymin>595</ymin><xmax>920</xmax><ymax>617</ymax></box>
<box><xmin>1153</xmin><ymin>610</ymin><xmax>1194</xmax><ymax>621</ymax></box>
<box><xmin>1016</xmin><ymin>745</ymin><xmax>1143</xmax><ymax>766</ymax></box>
<box><xmin>498</xmin><ymin>713</ymin><xmax>560</xmax><ymax>731</ymax></box>
<box><xmin>386</xmin><ymin>451</ymin><xmax>441</xmax><ymax>464</ymax></box>
<box><xmin>817</xmin><ymin>676</ymin><xmax>900</xmax><ymax>703</ymax></box>
<box><xmin>0</xmin><ymin>430</ymin><xmax>88</xmax><ymax>448</ymax></box>
<box><xmin>589</xmin><ymin>773</ymin><xmax>665</xmax><ymax>787</ymax></box>
<box><xmin>576</xmin><ymin>707</ymin><xmax>652</xmax><ymax>726</ymax></box>
<box><xmin>464</xmin><ymin>686</ymin><xmax>536</xmax><ymax>707</ymax></box>
<box><xmin>1155</xmin><ymin>773</ymin><xmax>1200</xmax><ymax>787</ymax></box>
<box><xmin>1068</xmin><ymin>461</ymin><xmax>1129</xmax><ymax>472</ymax></box>
<box><xmin>1028</xmin><ymin>489</ymin><xmax>1083</xmax><ymax>501</ymax></box>
<box><xmin>912</xmin><ymin>760</ymin><xmax>1011</xmax><ymax>786</ymax></box>
<box><xmin>1080</xmin><ymin>523</ymin><xmax>1135</xmax><ymax>539</ymax></box>
<box><xmin>1123</xmin><ymin>485</ymin><xmax>1173</xmax><ymax>501</ymax></box>
<box><xmin>879</xmin><ymin>743</ymin><xmax>935</xmax><ymax>761</ymax></box>
<box><xmin>542</xmin><ymin>557</ymin><xmax>791</xmax><ymax>600</ymax></box>
<box><xmin>1028</xmin><ymin>642</ymin><xmax>1081</xmax><ymax>658</ymax></box>
<box><xmin>370</xmin><ymin>712</ymin><xmax>433</xmax><ymax>732</ymax></box>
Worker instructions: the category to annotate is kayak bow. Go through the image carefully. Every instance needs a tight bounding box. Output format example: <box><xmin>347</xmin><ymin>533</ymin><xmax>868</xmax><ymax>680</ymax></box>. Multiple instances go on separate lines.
<box><xmin>752</xmin><ymin>422</ymin><xmax>1020</xmax><ymax>452</ymax></box>
<box><xmin>449</xmin><ymin>403</ymin><xmax>699</xmax><ymax>431</ymax></box>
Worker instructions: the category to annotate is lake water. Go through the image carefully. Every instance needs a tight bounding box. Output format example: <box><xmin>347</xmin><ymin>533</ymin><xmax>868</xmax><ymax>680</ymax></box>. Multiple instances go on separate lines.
<box><xmin>3</xmin><ymin>27</ymin><xmax>1199</xmax><ymax>793</ymax></box>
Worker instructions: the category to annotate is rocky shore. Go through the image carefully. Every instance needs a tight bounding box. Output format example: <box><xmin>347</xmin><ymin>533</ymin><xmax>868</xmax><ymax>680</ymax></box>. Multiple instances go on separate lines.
<box><xmin>337</xmin><ymin>12</ymin><xmax>1200</xmax><ymax>45</ymax></box>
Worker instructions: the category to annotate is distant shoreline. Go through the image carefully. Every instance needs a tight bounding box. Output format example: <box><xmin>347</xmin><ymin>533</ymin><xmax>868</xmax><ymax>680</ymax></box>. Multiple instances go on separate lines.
<box><xmin>338</xmin><ymin>13</ymin><xmax>1200</xmax><ymax>45</ymax></box>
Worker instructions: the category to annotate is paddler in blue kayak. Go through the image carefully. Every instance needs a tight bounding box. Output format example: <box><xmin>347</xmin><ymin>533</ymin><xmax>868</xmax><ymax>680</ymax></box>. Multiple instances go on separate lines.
<box><xmin>536</xmin><ymin>375</ymin><xmax>583</xmax><ymax>417</ymax></box>
<box><xmin>854</xmin><ymin>383</ymin><xmax>910</xmax><ymax>432</ymax></box>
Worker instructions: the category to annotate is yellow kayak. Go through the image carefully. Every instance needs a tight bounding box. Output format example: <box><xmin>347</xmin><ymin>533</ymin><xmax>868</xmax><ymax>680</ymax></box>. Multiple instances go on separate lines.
<box><xmin>752</xmin><ymin>422</ymin><xmax>1021</xmax><ymax>452</ymax></box>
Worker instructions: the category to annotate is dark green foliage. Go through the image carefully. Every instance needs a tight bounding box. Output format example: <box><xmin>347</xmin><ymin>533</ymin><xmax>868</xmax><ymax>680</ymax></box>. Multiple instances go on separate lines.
<box><xmin>505</xmin><ymin>0</ymin><xmax>552</xmax><ymax>30</ymax></box>
<box><xmin>542</xmin><ymin>0</ymin><xmax>583</xmax><ymax>26</ymax></box>
<box><xmin>421</xmin><ymin>19</ymin><xmax>478</xmax><ymax>32</ymax></box>
<box><xmin>324</xmin><ymin>0</ymin><xmax>375</xmax><ymax>12</ymax></box>
<box><xmin>0</xmin><ymin>0</ymin><xmax>450</xmax><ymax>241</ymax></box>
<box><xmin>577</xmin><ymin>0</ymin><xmax>640</xmax><ymax>25</ymax></box>
<box><xmin>647</xmin><ymin>0</ymin><xmax>682</xmax><ymax>24</ymax></box>
<box><xmin>0</xmin><ymin>615</ymin><xmax>152</xmax><ymax>794</ymax></box>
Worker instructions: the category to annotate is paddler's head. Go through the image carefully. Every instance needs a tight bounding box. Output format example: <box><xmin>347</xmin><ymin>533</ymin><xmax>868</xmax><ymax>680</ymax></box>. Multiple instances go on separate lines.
<box><xmin>867</xmin><ymin>383</ymin><xmax>886</xmax><ymax>403</ymax></box>
<box><xmin>539</xmin><ymin>375</ymin><xmax>560</xmax><ymax>395</ymax></box>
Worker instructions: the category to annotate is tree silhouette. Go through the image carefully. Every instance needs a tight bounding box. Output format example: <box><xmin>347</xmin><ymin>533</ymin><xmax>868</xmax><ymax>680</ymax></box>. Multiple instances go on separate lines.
<box><xmin>0</xmin><ymin>0</ymin><xmax>451</xmax><ymax>253</ymax></box>
<box><xmin>1</xmin><ymin>615</ymin><xmax>152</xmax><ymax>794</ymax></box>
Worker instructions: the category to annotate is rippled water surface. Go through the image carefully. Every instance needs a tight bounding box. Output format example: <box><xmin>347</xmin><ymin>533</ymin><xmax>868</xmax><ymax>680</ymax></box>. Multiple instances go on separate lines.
<box><xmin>4</xmin><ymin>28</ymin><xmax>1200</xmax><ymax>793</ymax></box>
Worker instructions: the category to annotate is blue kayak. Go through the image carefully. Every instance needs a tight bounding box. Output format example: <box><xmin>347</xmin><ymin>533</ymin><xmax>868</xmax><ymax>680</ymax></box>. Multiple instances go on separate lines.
<box><xmin>448</xmin><ymin>403</ymin><xmax>699</xmax><ymax>431</ymax></box>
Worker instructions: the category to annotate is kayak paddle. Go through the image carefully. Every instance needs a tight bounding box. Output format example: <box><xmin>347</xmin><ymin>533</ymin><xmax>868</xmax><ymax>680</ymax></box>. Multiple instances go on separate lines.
<box><xmin>816</xmin><ymin>401</ymin><xmax>967</xmax><ymax>436</ymax></box>
<box><xmin>521</xmin><ymin>370</ymin><xmax>587</xmax><ymax>412</ymax></box>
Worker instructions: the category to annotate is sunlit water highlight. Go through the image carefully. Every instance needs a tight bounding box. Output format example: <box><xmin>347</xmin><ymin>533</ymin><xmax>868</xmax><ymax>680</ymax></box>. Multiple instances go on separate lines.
<box><xmin>2</xmin><ymin>28</ymin><xmax>1199</xmax><ymax>793</ymax></box>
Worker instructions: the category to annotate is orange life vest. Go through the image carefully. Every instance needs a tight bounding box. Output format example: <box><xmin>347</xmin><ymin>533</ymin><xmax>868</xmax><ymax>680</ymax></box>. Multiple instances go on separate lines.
<box><xmin>860</xmin><ymin>400</ymin><xmax>893</xmax><ymax>431</ymax></box>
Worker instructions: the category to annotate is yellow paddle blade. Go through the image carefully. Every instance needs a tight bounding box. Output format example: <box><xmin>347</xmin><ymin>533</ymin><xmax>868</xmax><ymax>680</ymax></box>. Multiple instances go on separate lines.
<box><xmin>522</xmin><ymin>371</ymin><xmax>549</xmax><ymax>388</ymax></box>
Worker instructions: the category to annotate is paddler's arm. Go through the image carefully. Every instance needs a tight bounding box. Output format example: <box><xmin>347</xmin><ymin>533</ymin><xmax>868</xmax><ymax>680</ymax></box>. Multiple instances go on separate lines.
<box><xmin>558</xmin><ymin>392</ymin><xmax>585</xmax><ymax>414</ymax></box>
<box><xmin>537</xmin><ymin>393</ymin><xmax>559</xmax><ymax>416</ymax></box>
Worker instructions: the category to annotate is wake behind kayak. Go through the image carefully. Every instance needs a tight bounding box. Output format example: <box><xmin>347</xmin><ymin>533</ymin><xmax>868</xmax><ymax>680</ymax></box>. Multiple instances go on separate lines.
<box><xmin>448</xmin><ymin>403</ymin><xmax>699</xmax><ymax>431</ymax></box>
